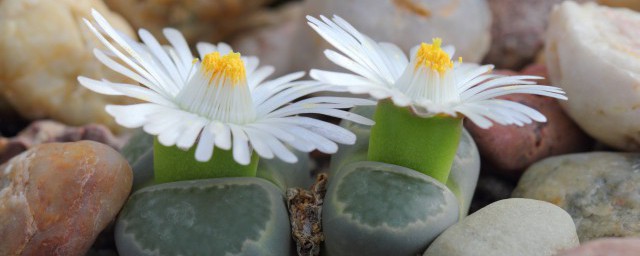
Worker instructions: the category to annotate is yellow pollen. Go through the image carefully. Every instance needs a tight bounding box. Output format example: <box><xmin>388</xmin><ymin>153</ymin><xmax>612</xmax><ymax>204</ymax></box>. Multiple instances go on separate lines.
<box><xmin>201</xmin><ymin>52</ymin><xmax>246</xmax><ymax>86</ymax></box>
<box><xmin>415</xmin><ymin>38</ymin><xmax>454</xmax><ymax>74</ymax></box>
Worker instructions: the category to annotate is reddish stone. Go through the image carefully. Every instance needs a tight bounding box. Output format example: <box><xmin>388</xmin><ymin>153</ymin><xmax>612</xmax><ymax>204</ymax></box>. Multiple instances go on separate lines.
<box><xmin>465</xmin><ymin>64</ymin><xmax>593</xmax><ymax>176</ymax></box>
<box><xmin>557</xmin><ymin>238</ymin><xmax>640</xmax><ymax>256</ymax></box>
<box><xmin>0</xmin><ymin>141</ymin><xmax>132</xmax><ymax>256</ymax></box>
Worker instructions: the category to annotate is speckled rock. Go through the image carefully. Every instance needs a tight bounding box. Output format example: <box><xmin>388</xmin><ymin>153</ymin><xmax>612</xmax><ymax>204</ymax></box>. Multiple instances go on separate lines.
<box><xmin>424</xmin><ymin>198</ymin><xmax>579</xmax><ymax>256</ymax></box>
<box><xmin>513</xmin><ymin>152</ymin><xmax>640</xmax><ymax>241</ymax></box>
<box><xmin>545</xmin><ymin>2</ymin><xmax>640</xmax><ymax>151</ymax></box>
<box><xmin>104</xmin><ymin>0</ymin><xmax>275</xmax><ymax>44</ymax></box>
<box><xmin>557</xmin><ymin>237</ymin><xmax>640</xmax><ymax>256</ymax></box>
<box><xmin>0</xmin><ymin>120</ymin><xmax>125</xmax><ymax>164</ymax></box>
<box><xmin>295</xmin><ymin>0</ymin><xmax>491</xmax><ymax>72</ymax></box>
<box><xmin>0</xmin><ymin>141</ymin><xmax>133</xmax><ymax>256</ymax></box>
<box><xmin>0</xmin><ymin>0</ymin><xmax>137</xmax><ymax>133</ymax></box>
<box><xmin>465</xmin><ymin>64</ymin><xmax>592</xmax><ymax>176</ymax></box>
<box><xmin>485</xmin><ymin>0</ymin><xmax>592</xmax><ymax>69</ymax></box>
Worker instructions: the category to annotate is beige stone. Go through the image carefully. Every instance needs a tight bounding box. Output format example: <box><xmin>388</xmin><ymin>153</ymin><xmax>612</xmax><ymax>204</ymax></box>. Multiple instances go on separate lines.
<box><xmin>104</xmin><ymin>0</ymin><xmax>275</xmax><ymax>45</ymax></box>
<box><xmin>545</xmin><ymin>2</ymin><xmax>640</xmax><ymax>150</ymax></box>
<box><xmin>0</xmin><ymin>0</ymin><xmax>137</xmax><ymax>133</ymax></box>
<box><xmin>0</xmin><ymin>141</ymin><xmax>132</xmax><ymax>256</ymax></box>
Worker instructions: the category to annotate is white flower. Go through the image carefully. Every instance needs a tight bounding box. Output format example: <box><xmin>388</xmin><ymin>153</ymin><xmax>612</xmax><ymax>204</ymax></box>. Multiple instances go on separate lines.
<box><xmin>79</xmin><ymin>10</ymin><xmax>374</xmax><ymax>165</ymax></box>
<box><xmin>307</xmin><ymin>15</ymin><xmax>567</xmax><ymax>129</ymax></box>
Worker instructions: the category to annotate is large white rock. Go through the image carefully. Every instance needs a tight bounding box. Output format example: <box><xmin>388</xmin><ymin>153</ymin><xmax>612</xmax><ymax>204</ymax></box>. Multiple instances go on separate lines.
<box><xmin>545</xmin><ymin>2</ymin><xmax>640</xmax><ymax>150</ymax></box>
<box><xmin>424</xmin><ymin>198</ymin><xmax>579</xmax><ymax>256</ymax></box>
<box><xmin>294</xmin><ymin>0</ymin><xmax>492</xmax><ymax>72</ymax></box>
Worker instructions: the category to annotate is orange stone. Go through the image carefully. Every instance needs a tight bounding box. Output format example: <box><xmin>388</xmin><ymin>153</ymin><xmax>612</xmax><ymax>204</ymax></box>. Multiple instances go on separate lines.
<box><xmin>0</xmin><ymin>141</ymin><xmax>132</xmax><ymax>255</ymax></box>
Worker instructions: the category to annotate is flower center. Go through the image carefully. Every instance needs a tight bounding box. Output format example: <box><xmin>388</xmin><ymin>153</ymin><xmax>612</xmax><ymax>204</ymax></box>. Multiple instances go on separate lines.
<box><xmin>414</xmin><ymin>38</ymin><xmax>454</xmax><ymax>74</ymax></box>
<box><xmin>201</xmin><ymin>52</ymin><xmax>246</xmax><ymax>86</ymax></box>
<box><xmin>175</xmin><ymin>51</ymin><xmax>255</xmax><ymax>124</ymax></box>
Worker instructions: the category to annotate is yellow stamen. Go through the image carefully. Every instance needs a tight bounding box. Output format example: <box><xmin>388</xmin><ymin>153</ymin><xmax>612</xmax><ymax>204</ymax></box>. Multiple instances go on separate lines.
<box><xmin>415</xmin><ymin>38</ymin><xmax>454</xmax><ymax>74</ymax></box>
<box><xmin>201</xmin><ymin>52</ymin><xmax>246</xmax><ymax>86</ymax></box>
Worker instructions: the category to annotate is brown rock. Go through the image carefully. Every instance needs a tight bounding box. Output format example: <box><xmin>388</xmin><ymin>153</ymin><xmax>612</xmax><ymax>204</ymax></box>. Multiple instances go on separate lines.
<box><xmin>598</xmin><ymin>0</ymin><xmax>640</xmax><ymax>11</ymax></box>
<box><xmin>485</xmin><ymin>0</ymin><xmax>592</xmax><ymax>70</ymax></box>
<box><xmin>104</xmin><ymin>0</ymin><xmax>275</xmax><ymax>45</ymax></box>
<box><xmin>0</xmin><ymin>120</ymin><xmax>126</xmax><ymax>165</ymax></box>
<box><xmin>557</xmin><ymin>238</ymin><xmax>640</xmax><ymax>256</ymax></box>
<box><xmin>0</xmin><ymin>141</ymin><xmax>132</xmax><ymax>256</ymax></box>
<box><xmin>464</xmin><ymin>64</ymin><xmax>592</xmax><ymax>176</ymax></box>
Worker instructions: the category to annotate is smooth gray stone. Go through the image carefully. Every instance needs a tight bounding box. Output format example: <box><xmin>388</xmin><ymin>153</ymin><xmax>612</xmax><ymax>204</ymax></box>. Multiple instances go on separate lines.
<box><xmin>115</xmin><ymin>177</ymin><xmax>291</xmax><ymax>256</ymax></box>
<box><xmin>323</xmin><ymin>161</ymin><xmax>459</xmax><ymax>256</ymax></box>
<box><xmin>424</xmin><ymin>198</ymin><xmax>579</xmax><ymax>256</ymax></box>
<box><xmin>330</xmin><ymin>105</ymin><xmax>480</xmax><ymax>217</ymax></box>
<box><xmin>120</xmin><ymin>129</ymin><xmax>155</xmax><ymax>190</ymax></box>
<box><xmin>513</xmin><ymin>152</ymin><xmax>640</xmax><ymax>242</ymax></box>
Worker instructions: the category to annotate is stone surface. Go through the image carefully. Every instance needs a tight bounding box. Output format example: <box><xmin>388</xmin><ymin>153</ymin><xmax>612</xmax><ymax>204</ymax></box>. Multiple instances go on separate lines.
<box><xmin>115</xmin><ymin>177</ymin><xmax>291</xmax><ymax>256</ymax></box>
<box><xmin>424</xmin><ymin>198</ymin><xmax>579</xmax><ymax>256</ymax></box>
<box><xmin>324</xmin><ymin>161</ymin><xmax>459</xmax><ymax>256</ymax></box>
<box><xmin>0</xmin><ymin>0</ymin><xmax>137</xmax><ymax>133</ymax></box>
<box><xmin>485</xmin><ymin>0</ymin><xmax>592</xmax><ymax>69</ymax></box>
<box><xmin>104</xmin><ymin>0</ymin><xmax>275</xmax><ymax>45</ymax></box>
<box><xmin>0</xmin><ymin>120</ymin><xmax>125</xmax><ymax>164</ymax></box>
<box><xmin>545</xmin><ymin>1</ymin><xmax>640</xmax><ymax>151</ymax></box>
<box><xmin>465</xmin><ymin>64</ymin><xmax>592</xmax><ymax>176</ymax></box>
<box><xmin>295</xmin><ymin>0</ymin><xmax>491</xmax><ymax>73</ymax></box>
<box><xmin>557</xmin><ymin>237</ymin><xmax>640</xmax><ymax>256</ymax></box>
<box><xmin>232</xmin><ymin>2</ymin><xmax>304</xmax><ymax>77</ymax></box>
<box><xmin>513</xmin><ymin>152</ymin><xmax>640</xmax><ymax>242</ymax></box>
<box><xmin>0</xmin><ymin>141</ymin><xmax>133</xmax><ymax>256</ymax></box>
<box><xmin>598</xmin><ymin>0</ymin><xmax>640</xmax><ymax>11</ymax></box>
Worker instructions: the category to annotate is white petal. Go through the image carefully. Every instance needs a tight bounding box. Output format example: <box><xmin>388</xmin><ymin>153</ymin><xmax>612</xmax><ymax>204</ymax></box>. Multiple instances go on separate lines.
<box><xmin>209</xmin><ymin>122</ymin><xmax>232</xmax><ymax>150</ymax></box>
<box><xmin>195</xmin><ymin>128</ymin><xmax>216</xmax><ymax>162</ymax></box>
<box><xmin>281</xmin><ymin>117</ymin><xmax>357</xmax><ymax>144</ymax></box>
<box><xmin>244</xmin><ymin>128</ymin><xmax>274</xmax><ymax>159</ymax></box>
<box><xmin>105</xmin><ymin>103</ymin><xmax>163</xmax><ymax>128</ymax></box>
<box><xmin>79</xmin><ymin>77</ymin><xmax>176</xmax><ymax>106</ymax></box>
<box><xmin>176</xmin><ymin>119</ymin><xmax>207</xmax><ymax>149</ymax></box>
<box><xmin>138</xmin><ymin>29</ymin><xmax>183</xmax><ymax>87</ymax></box>
<box><xmin>196</xmin><ymin>42</ymin><xmax>218</xmax><ymax>59</ymax></box>
<box><xmin>230</xmin><ymin>125</ymin><xmax>251</xmax><ymax>165</ymax></box>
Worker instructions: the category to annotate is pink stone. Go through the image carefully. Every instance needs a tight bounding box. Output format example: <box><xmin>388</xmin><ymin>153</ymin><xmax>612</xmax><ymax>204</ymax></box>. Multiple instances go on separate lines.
<box><xmin>0</xmin><ymin>141</ymin><xmax>132</xmax><ymax>255</ymax></box>
<box><xmin>465</xmin><ymin>64</ymin><xmax>593</xmax><ymax>176</ymax></box>
<box><xmin>557</xmin><ymin>238</ymin><xmax>640</xmax><ymax>256</ymax></box>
